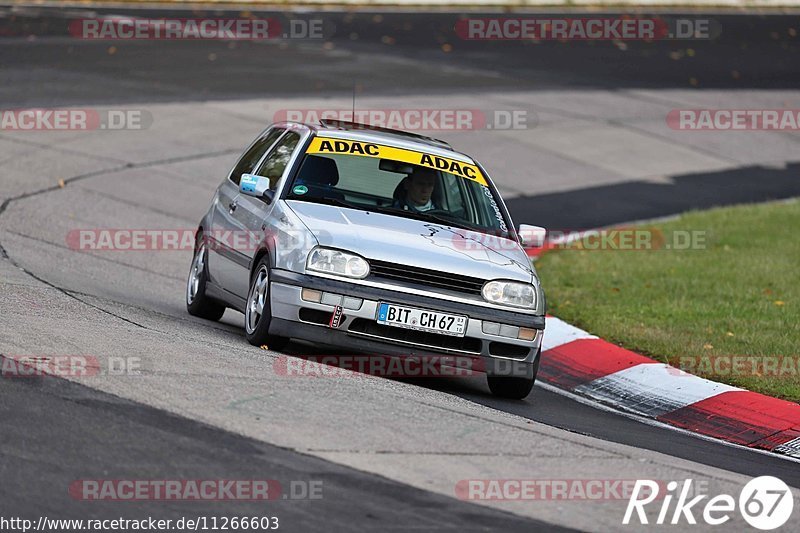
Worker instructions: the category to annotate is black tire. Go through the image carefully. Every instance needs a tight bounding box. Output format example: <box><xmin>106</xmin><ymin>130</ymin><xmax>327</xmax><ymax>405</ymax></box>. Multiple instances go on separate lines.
<box><xmin>186</xmin><ymin>233</ymin><xmax>226</xmax><ymax>321</ymax></box>
<box><xmin>486</xmin><ymin>349</ymin><xmax>540</xmax><ymax>400</ymax></box>
<box><xmin>244</xmin><ymin>255</ymin><xmax>290</xmax><ymax>350</ymax></box>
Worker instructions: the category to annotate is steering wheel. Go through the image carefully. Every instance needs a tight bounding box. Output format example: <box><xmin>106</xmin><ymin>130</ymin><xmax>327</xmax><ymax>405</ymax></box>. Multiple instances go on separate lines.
<box><xmin>424</xmin><ymin>209</ymin><xmax>452</xmax><ymax>216</ymax></box>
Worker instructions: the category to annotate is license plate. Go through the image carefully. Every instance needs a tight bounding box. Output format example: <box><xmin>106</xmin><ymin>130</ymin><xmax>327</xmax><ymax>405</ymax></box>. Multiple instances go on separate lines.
<box><xmin>377</xmin><ymin>303</ymin><xmax>467</xmax><ymax>337</ymax></box>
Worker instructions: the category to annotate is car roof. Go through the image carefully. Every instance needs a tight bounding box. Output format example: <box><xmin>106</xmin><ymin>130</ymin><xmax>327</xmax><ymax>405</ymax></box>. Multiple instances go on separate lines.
<box><xmin>276</xmin><ymin>120</ymin><xmax>478</xmax><ymax>165</ymax></box>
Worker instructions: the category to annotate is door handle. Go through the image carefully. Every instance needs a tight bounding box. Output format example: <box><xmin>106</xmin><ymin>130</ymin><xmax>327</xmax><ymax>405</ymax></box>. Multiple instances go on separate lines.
<box><xmin>228</xmin><ymin>200</ymin><xmax>238</xmax><ymax>213</ymax></box>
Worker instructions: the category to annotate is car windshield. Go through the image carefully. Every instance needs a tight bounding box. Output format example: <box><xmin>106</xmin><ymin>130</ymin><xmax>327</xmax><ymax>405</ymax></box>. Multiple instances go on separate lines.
<box><xmin>285</xmin><ymin>137</ymin><xmax>512</xmax><ymax>238</ymax></box>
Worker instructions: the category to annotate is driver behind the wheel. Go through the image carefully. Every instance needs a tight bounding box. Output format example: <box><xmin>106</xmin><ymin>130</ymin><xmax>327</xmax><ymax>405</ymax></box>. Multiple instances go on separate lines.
<box><xmin>394</xmin><ymin>167</ymin><xmax>440</xmax><ymax>212</ymax></box>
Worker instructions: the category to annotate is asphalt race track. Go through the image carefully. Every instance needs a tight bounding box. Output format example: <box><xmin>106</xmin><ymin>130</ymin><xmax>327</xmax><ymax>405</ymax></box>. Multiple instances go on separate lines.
<box><xmin>1</xmin><ymin>5</ymin><xmax>799</xmax><ymax>532</ymax></box>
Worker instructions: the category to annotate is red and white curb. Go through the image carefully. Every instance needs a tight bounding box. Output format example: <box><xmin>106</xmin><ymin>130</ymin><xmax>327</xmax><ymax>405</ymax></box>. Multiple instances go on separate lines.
<box><xmin>539</xmin><ymin>316</ymin><xmax>800</xmax><ymax>460</ymax></box>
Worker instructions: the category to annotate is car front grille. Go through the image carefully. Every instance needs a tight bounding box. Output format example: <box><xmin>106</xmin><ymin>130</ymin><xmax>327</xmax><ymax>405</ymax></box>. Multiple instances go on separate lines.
<box><xmin>368</xmin><ymin>260</ymin><xmax>485</xmax><ymax>295</ymax></box>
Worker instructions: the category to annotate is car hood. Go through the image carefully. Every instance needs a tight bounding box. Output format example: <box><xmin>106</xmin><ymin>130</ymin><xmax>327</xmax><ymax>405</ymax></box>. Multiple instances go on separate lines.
<box><xmin>286</xmin><ymin>200</ymin><xmax>533</xmax><ymax>283</ymax></box>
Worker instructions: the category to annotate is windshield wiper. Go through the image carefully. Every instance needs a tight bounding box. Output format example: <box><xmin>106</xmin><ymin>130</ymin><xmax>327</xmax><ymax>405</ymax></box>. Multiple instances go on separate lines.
<box><xmin>289</xmin><ymin>195</ymin><xmax>365</xmax><ymax>211</ymax></box>
<box><xmin>288</xmin><ymin>198</ymin><xmax>487</xmax><ymax>234</ymax></box>
<box><xmin>374</xmin><ymin>206</ymin><xmax>474</xmax><ymax>232</ymax></box>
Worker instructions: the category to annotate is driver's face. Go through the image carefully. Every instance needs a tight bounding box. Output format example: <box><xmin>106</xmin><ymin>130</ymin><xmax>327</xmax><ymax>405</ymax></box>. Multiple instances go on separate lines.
<box><xmin>406</xmin><ymin>173</ymin><xmax>436</xmax><ymax>205</ymax></box>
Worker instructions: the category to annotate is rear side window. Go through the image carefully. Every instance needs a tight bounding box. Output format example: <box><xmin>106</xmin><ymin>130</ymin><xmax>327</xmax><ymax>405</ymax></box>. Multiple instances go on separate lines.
<box><xmin>229</xmin><ymin>128</ymin><xmax>284</xmax><ymax>185</ymax></box>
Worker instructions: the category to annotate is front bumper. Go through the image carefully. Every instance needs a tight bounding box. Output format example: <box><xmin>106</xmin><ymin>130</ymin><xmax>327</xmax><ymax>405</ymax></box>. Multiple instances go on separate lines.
<box><xmin>269</xmin><ymin>269</ymin><xmax>544</xmax><ymax>365</ymax></box>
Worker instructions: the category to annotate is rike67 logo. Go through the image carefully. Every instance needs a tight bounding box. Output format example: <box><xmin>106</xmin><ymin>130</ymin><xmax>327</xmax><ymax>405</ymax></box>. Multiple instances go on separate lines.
<box><xmin>624</xmin><ymin>476</ymin><xmax>794</xmax><ymax>529</ymax></box>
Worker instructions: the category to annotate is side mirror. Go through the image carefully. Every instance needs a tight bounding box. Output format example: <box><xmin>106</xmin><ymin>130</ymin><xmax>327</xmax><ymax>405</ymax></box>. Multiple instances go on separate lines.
<box><xmin>518</xmin><ymin>224</ymin><xmax>547</xmax><ymax>248</ymax></box>
<box><xmin>240</xmin><ymin>174</ymin><xmax>274</xmax><ymax>203</ymax></box>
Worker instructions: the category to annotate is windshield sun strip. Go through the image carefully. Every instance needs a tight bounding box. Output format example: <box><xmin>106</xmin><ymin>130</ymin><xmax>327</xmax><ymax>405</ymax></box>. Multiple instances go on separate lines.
<box><xmin>305</xmin><ymin>136</ymin><xmax>487</xmax><ymax>186</ymax></box>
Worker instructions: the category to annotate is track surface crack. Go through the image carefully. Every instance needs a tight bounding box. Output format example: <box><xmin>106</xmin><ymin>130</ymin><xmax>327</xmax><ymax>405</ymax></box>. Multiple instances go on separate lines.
<box><xmin>0</xmin><ymin>148</ymin><xmax>239</xmax><ymax>329</ymax></box>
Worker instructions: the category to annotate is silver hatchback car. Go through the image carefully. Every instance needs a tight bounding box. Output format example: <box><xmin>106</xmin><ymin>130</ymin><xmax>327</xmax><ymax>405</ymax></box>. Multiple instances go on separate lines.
<box><xmin>187</xmin><ymin>120</ymin><xmax>546</xmax><ymax>398</ymax></box>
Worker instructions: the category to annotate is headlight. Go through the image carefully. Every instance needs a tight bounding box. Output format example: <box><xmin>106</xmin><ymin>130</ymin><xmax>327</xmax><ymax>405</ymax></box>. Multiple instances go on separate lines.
<box><xmin>306</xmin><ymin>247</ymin><xmax>370</xmax><ymax>279</ymax></box>
<box><xmin>482</xmin><ymin>280</ymin><xmax>537</xmax><ymax>309</ymax></box>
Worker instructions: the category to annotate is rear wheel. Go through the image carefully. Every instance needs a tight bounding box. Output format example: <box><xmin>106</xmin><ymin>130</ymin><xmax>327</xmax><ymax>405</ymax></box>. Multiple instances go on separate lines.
<box><xmin>487</xmin><ymin>349</ymin><xmax>540</xmax><ymax>400</ymax></box>
<box><xmin>244</xmin><ymin>256</ymin><xmax>290</xmax><ymax>351</ymax></box>
<box><xmin>186</xmin><ymin>235</ymin><xmax>226</xmax><ymax>321</ymax></box>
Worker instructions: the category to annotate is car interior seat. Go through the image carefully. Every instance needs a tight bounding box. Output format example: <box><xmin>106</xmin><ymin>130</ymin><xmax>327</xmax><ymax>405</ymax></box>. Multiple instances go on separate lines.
<box><xmin>295</xmin><ymin>155</ymin><xmax>344</xmax><ymax>200</ymax></box>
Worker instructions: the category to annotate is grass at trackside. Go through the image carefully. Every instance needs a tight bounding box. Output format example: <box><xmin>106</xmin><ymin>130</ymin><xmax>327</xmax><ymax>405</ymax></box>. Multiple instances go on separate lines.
<box><xmin>536</xmin><ymin>199</ymin><xmax>800</xmax><ymax>403</ymax></box>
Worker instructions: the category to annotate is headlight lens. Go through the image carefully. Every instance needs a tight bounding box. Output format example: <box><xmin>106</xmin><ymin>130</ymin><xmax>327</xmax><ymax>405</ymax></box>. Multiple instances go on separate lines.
<box><xmin>482</xmin><ymin>280</ymin><xmax>537</xmax><ymax>309</ymax></box>
<box><xmin>306</xmin><ymin>247</ymin><xmax>370</xmax><ymax>279</ymax></box>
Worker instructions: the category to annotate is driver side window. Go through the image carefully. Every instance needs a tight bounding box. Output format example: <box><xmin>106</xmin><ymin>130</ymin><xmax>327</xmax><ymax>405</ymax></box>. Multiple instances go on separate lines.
<box><xmin>229</xmin><ymin>128</ymin><xmax>284</xmax><ymax>185</ymax></box>
<box><xmin>253</xmin><ymin>131</ymin><xmax>302</xmax><ymax>191</ymax></box>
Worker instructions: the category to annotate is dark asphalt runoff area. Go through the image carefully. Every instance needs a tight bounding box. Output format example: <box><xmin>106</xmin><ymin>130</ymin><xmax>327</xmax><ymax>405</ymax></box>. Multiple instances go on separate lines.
<box><xmin>1</xmin><ymin>5</ymin><xmax>799</xmax><ymax>530</ymax></box>
<box><xmin>0</xmin><ymin>360</ymin><xmax>570</xmax><ymax>532</ymax></box>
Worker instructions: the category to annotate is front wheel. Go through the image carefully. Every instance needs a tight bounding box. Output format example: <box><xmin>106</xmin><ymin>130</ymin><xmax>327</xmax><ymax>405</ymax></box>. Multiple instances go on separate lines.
<box><xmin>244</xmin><ymin>256</ymin><xmax>290</xmax><ymax>350</ymax></box>
<box><xmin>486</xmin><ymin>349</ymin><xmax>540</xmax><ymax>400</ymax></box>
<box><xmin>186</xmin><ymin>236</ymin><xmax>226</xmax><ymax>321</ymax></box>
